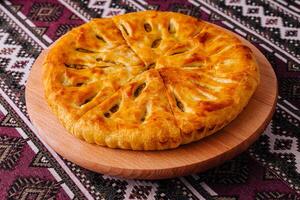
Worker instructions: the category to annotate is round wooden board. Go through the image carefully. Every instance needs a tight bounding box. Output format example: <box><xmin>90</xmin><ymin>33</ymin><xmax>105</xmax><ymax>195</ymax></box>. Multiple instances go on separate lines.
<box><xmin>25</xmin><ymin>27</ymin><xmax>278</xmax><ymax>180</ymax></box>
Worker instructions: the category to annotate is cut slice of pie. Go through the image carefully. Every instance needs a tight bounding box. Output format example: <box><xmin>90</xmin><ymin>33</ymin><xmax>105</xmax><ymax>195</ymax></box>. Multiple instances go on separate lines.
<box><xmin>43</xmin><ymin>24</ymin><xmax>145</xmax><ymax>131</ymax></box>
<box><xmin>43</xmin><ymin>62</ymin><xmax>144</xmax><ymax>132</ymax></box>
<box><xmin>159</xmin><ymin>65</ymin><xmax>258</xmax><ymax>144</ymax></box>
<box><xmin>113</xmin><ymin>11</ymin><xmax>206</xmax><ymax>67</ymax></box>
<box><xmin>74</xmin><ymin>69</ymin><xmax>181</xmax><ymax>150</ymax></box>
<box><xmin>50</xmin><ymin>18</ymin><xmax>144</xmax><ymax>69</ymax></box>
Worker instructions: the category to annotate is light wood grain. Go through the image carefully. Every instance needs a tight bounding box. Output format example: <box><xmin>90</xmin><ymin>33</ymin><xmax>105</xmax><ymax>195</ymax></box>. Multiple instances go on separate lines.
<box><xmin>25</xmin><ymin>27</ymin><xmax>277</xmax><ymax>180</ymax></box>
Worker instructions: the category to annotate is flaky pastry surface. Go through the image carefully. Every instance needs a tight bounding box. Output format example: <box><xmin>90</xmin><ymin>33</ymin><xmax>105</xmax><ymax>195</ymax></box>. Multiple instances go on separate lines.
<box><xmin>43</xmin><ymin>11</ymin><xmax>259</xmax><ymax>150</ymax></box>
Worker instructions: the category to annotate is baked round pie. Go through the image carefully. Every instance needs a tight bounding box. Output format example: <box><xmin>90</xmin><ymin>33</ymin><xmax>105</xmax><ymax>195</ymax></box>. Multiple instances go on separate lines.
<box><xmin>43</xmin><ymin>11</ymin><xmax>260</xmax><ymax>150</ymax></box>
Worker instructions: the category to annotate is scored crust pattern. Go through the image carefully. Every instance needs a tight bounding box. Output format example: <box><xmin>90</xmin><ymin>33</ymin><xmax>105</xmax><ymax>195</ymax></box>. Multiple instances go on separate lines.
<box><xmin>43</xmin><ymin>11</ymin><xmax>260</xmax><ymax>150</ymax></box>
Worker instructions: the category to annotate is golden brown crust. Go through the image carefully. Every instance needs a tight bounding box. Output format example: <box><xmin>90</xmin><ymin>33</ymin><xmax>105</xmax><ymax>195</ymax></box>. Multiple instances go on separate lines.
<box><xmin>74</xmin><ymin>69</ymin><xmax>181</xmax><ymax>150</ymax></box>
<box><xmin>43</xmin><ymin>11</ymin><xmax>260</xmax><ymax>150</ymax></box>
<box><xmin>43</xmin><ymin>18</ymin><xmax>145</xmax><ymax>131</ymax></box>
<box><xmin>112</xmin><ymin>11</ymin><xmax>206</xmax><ymax>66</ymax></box>
<box><xmin>159</xmin><ymin>67</ymin><xmax>258</xmax><ymax>144</ymax></box>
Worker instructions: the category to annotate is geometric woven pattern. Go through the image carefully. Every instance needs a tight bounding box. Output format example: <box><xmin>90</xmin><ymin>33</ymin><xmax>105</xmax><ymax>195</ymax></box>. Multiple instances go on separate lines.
<box><xmin>0</xmin><ymin>32</ymin><xmax>34</xmax><ymax>85</ymax></box>
<box><xmin>0</xmin><ymin>113</ymin><xmax>19</xmax><ymax>127</ymax></box>
<box><xmin>267</xmin><ymin>125</ymin><xmax>299</xmax><ymax>173</ymax></box>
<box><xmin>196</xmin><ymin>154</ymin><xmax>249</xmax><ymax>184</ymax></box>
<box><xmin>87</xmin><ymin>0</ymin><xmax>125</xmax><ymax>17</ymax></box>
<box><xmin>7</xmin><ymin>177</ymin><xmax>60</xmax><ymax>200</ymax></box>
<box><xmin>255</xmin><ymin>192</ymin><xmax>299</xmax><ymax>200</ymax></box>
<box><xmin>0</xmin><ymin>135</ymin><xmax>26</xmax><ymax>170</ymax></box>
<box><xmin>250</xmin><ymin>104</ymin><xmax>300</xmax><ymax>193</ymax></box>
<box><xmin>30</xmin><ymin>151</ymin><xmax>52</xmax><ymax>168</ymax></box>
<box><xmin>28</xmin><ymin>2</ymin><xmax>63</xmax><ymax>22</ymax></box>
<box><xmin>128</xmin><ymin>185</ymin><xmax>152</xmax><ymax>199</ymax></box>
<box><xmin>225</xmin><ymin>0</ymin><xmax>299</xmax><ymax>40</ymax></box>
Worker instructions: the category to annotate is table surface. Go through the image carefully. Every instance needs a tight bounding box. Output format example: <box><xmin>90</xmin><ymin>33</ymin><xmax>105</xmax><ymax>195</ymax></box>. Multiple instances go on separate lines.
<box><xmin>0</xmin><ymin>0</ymin><xmax>299</xmax><ymax>199</ymax></box>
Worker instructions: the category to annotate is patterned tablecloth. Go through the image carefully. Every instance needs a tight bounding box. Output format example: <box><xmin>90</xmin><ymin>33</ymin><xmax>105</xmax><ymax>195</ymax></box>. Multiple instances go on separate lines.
<box><xmin>0</xmin><ymin>0</ymin><xmax>299</xmax><ymax>199</ymax></box>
